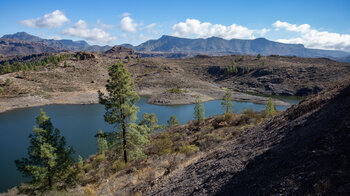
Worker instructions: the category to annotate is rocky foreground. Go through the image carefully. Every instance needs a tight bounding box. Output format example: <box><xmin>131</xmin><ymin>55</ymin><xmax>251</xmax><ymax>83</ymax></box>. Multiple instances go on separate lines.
<box><xmin>146</xmin><ymin>77</ymin><xmax>350</xmax><ymax>195</ymax></box>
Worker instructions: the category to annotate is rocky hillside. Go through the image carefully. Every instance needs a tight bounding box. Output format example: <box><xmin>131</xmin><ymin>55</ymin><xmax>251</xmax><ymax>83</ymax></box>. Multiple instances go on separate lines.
<box><xmin>0</xmin><ymin>39</ymin><xmax>62</xmax><ymax>56</ymax></box>
<box><xmin>146</xmin><ymin>77</ymin><xmax>350</xmax><ymax>195</ymax></box>
<box><xmin>135</xmin><ymin>35</ymin><xmax>350</xmax><ymax>61</ymax></box>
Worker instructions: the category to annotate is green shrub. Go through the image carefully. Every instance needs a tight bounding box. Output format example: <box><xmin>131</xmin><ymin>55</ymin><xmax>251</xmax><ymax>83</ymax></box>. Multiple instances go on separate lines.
<box><xmin>5</xmin><ymin>78</ymin><xmax>12</xmax><ymax>86</ymax></box>
<box><xmin>95</xmin><ymin>154</ymin><xmax>106</xmax><ymax>164</ymax></box>
<box><xmin>179</xmin><ymin>144</ymin><xmax>199</xmax><ymax>155</ymax></box>
<box><xmin>0</xmin><ymin>87</ymin><xmax>3</xmax><ymax>94</ymax></box>
<box><xmin>112</xmin><ymin>160</ymin><xmax>126</xmax><ymax>171</ymax></box>
<box><xmin>151</xmin><ymin>133</ymin><xmax>173</xmax><ymax>155</ymax></box>
<box><xmin>83</xmin><ymin>163</ymin><xmax>92</xmax><ymax>172</ymax></box>
<box><xmin>224</xmin><ymin>112</ymin><xmax>234</xmax><ymax>121</ymax></box>
<box><xmin>167</xmin><ymin>88</ymin><xmax>184</xmax><ymax>94</ymax></box>
<box><xmin>83</xmin><ymin>186</ymin><xmax>96</xmax><ymax>196</ymax></box>
<box><xmin>203</xmin><ymin>133</ymin><xmax>224</xmax><ymax>142</ymax></box>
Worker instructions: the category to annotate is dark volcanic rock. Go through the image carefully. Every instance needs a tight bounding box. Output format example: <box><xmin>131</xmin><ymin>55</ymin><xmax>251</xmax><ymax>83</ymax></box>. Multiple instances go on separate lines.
<box><xmin>75</xmin><ymin>51</ymin><xmax>97</xmax><ymax>60</ymax></box>
<box><xmin>105</xmin><ymin>46</ymin><xmax>134</xmax><ymax>55</ymax></box>
<box><xmin>103</xmin><ymin>45</ymin><xmax>137</xmax><ymax>59</ymax></box>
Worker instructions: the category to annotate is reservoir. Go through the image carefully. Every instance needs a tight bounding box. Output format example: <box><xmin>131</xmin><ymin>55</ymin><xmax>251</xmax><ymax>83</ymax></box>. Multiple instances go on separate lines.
<box><xmin>0</xmin><ymin>97</ymin><xmax>293</xmax><ymax>192</ymax></box>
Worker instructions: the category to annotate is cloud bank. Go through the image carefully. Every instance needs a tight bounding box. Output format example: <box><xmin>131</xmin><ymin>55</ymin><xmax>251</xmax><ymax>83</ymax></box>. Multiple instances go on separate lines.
<box><xmin>171</xmin><ymin>19</ymin><xmax>268</xmax><ymax>39</ymax></box>
<box><xmin>62</xmin><ymin>20</ymin><xmax>116</xmax><ymax>43</ymax></box>
<box><xmin>20</xmin><ymin>10</ymin><xmax>69</xmax><ymax>28</ymax></box>
<box><xmin>273</xmin><ymin>20</ymin><xmax>350</xmax><ymax>51</ymax></box>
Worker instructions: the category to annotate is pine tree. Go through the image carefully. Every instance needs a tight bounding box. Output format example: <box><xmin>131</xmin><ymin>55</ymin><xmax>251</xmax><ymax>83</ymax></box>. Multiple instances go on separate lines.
<box><xmin>221</xmin><ymin>89</ymin><xmax>234</xmax><ymax>114</ymax></box>
<box><xmin>98</xmin><ymin>61</ymin><xmax>140</xmax><ymax>164</ymax></box>
<box><xmin>193</xmin><ymin>96</ymin><xmax>205</xmax><ymax>126</ymax></box>
<box><xmin>96</xmin><ymin>129</ymin><xmax>108</xmax><ymax>155</ymax></box>
<box><xmin>167</xmin><ymin>115</ymin><xmax>180</xmax><ymax>127</ymax></box>
<box><xmin>138</xmin><ymin>113</ymin><xmax>165</xmax><ymax>134</ymax></box>
<box><xmin>257</xmin><ymin>53</ymin><xmax>262</xmax><ymax>59</ymax></box>
<box><xmin>265</xmin><ymin>97</ymin><xmax>276</xmax><ymax>117</ymax></box>
<box><xmin>15</xmin><ymin>109</ymin><xmax>76</xmax><ymax>193</ymax></box>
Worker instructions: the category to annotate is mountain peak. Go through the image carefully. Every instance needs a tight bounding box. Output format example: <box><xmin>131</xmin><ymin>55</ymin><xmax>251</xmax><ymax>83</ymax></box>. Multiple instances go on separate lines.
<box><xmin>2</xmin><ymin>32</ymin><xmax>42</xmax><ymax>42</ymax></box>
<box><xmin>254</xmin><ymin>37</ymin><xmax>268</xmax><ymax>41</ymax></box>
<box><xmin>159</xmin><ymin>35</ymin><xmax>178</xmax><ymax>40</ymax></box>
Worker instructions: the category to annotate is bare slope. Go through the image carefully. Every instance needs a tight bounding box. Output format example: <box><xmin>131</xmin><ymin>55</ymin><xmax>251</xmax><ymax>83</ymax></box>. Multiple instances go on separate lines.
<box><xmin>147</xmin><ymin>78</ymin><xmax>350</xmax><ymax>195</ymax></box>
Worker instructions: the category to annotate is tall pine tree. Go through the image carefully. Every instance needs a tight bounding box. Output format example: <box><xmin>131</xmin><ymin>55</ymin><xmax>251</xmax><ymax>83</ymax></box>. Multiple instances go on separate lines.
<box><xmin>221</xmin><ymin>89</ymin><xmax>234</xmax><ymax>114</ymax></box>
<box><xmin>98</xmin><ymin>61</ymin><xmax>140</xmax><ymax>164</ymax></box>
<box><xmin>265</xmin><ymin>97</ymin><xmax>276</xmax><ymax>117</ymax></box>
<box><xmin>15</xmin><ymin>109</ymin><xmax>76</xmax><ymax>193</ymax></box>
<box><xmin>194</xmin><ymin>96</ymin><xmax>205</xmax><ymax>126</ymax></box>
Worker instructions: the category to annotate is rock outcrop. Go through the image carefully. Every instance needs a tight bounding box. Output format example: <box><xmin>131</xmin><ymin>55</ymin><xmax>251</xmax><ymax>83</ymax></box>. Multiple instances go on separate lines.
<box><xmin>103</xmin><ymin>46</ymin><xmax>136</xmax><ymax>59</ymax></box>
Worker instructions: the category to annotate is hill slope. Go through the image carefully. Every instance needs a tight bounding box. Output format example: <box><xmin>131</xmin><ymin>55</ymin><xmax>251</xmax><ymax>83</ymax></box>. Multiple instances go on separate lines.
<box><xmin>0</xmin><ymin>38</ymin><xmax>62</xmax><ymax>56</ymax></box>
<box><xmin>135</xmin><ymin>35</ymin><xmax>350</xmax><ymax>60</ymax></box>
<box><xmin>147</xmin><ymin>78</ymin><xmax>350</xmax><ymax>195</ymax></box>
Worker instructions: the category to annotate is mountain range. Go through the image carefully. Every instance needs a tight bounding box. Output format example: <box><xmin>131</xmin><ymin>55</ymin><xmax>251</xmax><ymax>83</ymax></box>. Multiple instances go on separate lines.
<box><xmin>1</xmin><ymin>32</ymin><xmax>112</xmax><ymax>53</ymax></box>
<box><xmin>134</xmin><ymin>35</ymin><xmax>350</xmax><ymax>60</ymax></box>
<box><xmin>1</xmin><ymin>32</ymin><xmax>350</xmax><ymax>62</ymax></box>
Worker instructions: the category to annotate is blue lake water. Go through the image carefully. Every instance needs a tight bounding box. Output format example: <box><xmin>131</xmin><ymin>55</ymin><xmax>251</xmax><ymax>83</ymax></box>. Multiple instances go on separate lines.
<box><xmin>0</xmin><ymin>97</ymin><xmax>292</xmax><ymax>192</ymax></box>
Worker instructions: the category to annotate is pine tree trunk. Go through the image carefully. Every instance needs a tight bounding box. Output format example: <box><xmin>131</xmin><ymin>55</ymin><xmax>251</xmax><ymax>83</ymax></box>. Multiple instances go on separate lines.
<box><xmin>47</xmin><ymin>162</ymin><xmax>52</xmax><ymax>188</ymax></box>
<box><xmin>122</xmin><ymin>116</ymin><xmax>127</xmax><ymax>164</ymax></box>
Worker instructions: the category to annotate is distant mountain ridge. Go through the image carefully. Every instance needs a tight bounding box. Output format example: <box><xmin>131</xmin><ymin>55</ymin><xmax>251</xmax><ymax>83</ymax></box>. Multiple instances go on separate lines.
<box><xmin>1</xmin><ymin>32</ymin><xmax>350</xmax><ymax>62</ymax></box>
<box><xmin>134</xmin><ymin>35</ymin><xmax>350</xmax><ymax>60</ymax></box>
<box><xmin>1</xmin><ymin>32</ymin><xmax>112</xmax><ymax>53</ymax></box>
<box><xmin>0</xmin><ymin>38</ymin><xmax>63</xmax><ymax>56</ymax></box>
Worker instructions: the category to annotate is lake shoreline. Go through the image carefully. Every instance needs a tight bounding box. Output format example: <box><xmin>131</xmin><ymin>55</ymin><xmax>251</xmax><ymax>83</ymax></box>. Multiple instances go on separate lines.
<box><xmin>0</xmin><ymin>89</ymin><xmax>291</xmax><ymax>114</ymax></box>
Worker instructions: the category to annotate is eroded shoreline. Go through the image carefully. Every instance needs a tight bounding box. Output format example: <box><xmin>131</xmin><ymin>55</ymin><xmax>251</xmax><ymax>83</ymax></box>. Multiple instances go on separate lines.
<box><xmin>0</xmin><ymin>89</ymin><xmax>291</xmax><ymax>114</ymax></box>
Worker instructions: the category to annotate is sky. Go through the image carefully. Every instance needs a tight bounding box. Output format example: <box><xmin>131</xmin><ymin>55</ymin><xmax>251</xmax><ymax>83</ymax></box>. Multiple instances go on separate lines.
<box><xmin>0</xmin><ymin>0</ymin><xmax>349</xmax><ymax>51</ymax></box>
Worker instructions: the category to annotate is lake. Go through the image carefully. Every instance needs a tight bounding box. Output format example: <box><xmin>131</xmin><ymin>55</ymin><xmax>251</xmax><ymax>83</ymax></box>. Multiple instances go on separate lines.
<box><xmin>0</xmin><ymin>97</ymin><xmax>293</xmax><ymax>192</ymax></box>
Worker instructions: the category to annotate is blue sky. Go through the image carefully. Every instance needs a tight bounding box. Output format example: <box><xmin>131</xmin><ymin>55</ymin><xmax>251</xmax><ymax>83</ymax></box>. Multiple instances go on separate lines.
<box><xmin>0</xmin><ymin>0</ymin><xmax>349</xmax><ymax>51</ymax></box>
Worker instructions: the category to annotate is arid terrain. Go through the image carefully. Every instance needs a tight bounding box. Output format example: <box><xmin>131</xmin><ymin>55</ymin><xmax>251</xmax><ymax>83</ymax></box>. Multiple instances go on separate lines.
<box><xmin>1</xmin><ymin>47</ymin><xmax>350</xmax><ymax>113</ymax></box>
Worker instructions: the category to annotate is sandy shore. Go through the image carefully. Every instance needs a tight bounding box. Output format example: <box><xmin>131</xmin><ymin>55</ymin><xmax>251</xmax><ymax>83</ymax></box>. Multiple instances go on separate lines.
<box><xmin>0</xmin><ymin>89</ymin><xmax>290</xmax><ymax>114</ymax></box>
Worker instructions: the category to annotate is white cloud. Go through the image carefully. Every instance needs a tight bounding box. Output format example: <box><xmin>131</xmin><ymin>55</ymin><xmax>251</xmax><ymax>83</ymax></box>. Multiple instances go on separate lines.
<box><xmin>97</xmin><ymin>19</ymin><xmax>113</xmax><ymax>29</ymax></box>
<box><xmin>144</xmin><ymin>23</ymin><xmax>156</xmax><ymax>29</ymax></box>
<box><xmin>273</xmin><ymin>20</ymin><xmax>350</xmax><ymax>51</ymax></box>
<box><xmin>62</xmin><ymin>20</ymin><xmax>116</xmax><ymax>43</ymax></box>
<box><xmin>258</xmin><ymin>28</ymin><xmax>270</xmax><ymax>36</ymax></box>
<box><xmin>171</xmin><ymin>19</ymin><xmax>266</xmax><ymax>39</ymax></box>
<box><xmin>118</xmin><ymin>16</ymin><xmax>139</xmax><ymax>32</ymax></box>
<box><xmin>273</xmin><ymin>21</ymin><xmax>310</xmax><ymax>33</ymax></box>
<box><xmin>120</xmin><ymin>12</ymin><xmax>131</xmax><ymax>17</ymax></box>
<box><xmin>20</xmin><ymin>10</ymin><xmax>69</xmax><ymax>28</ymax></box>
<box><xmin>46</xmin><ymin>35</ymin><xmax>62</xmax><ymax>40</ymax></box>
